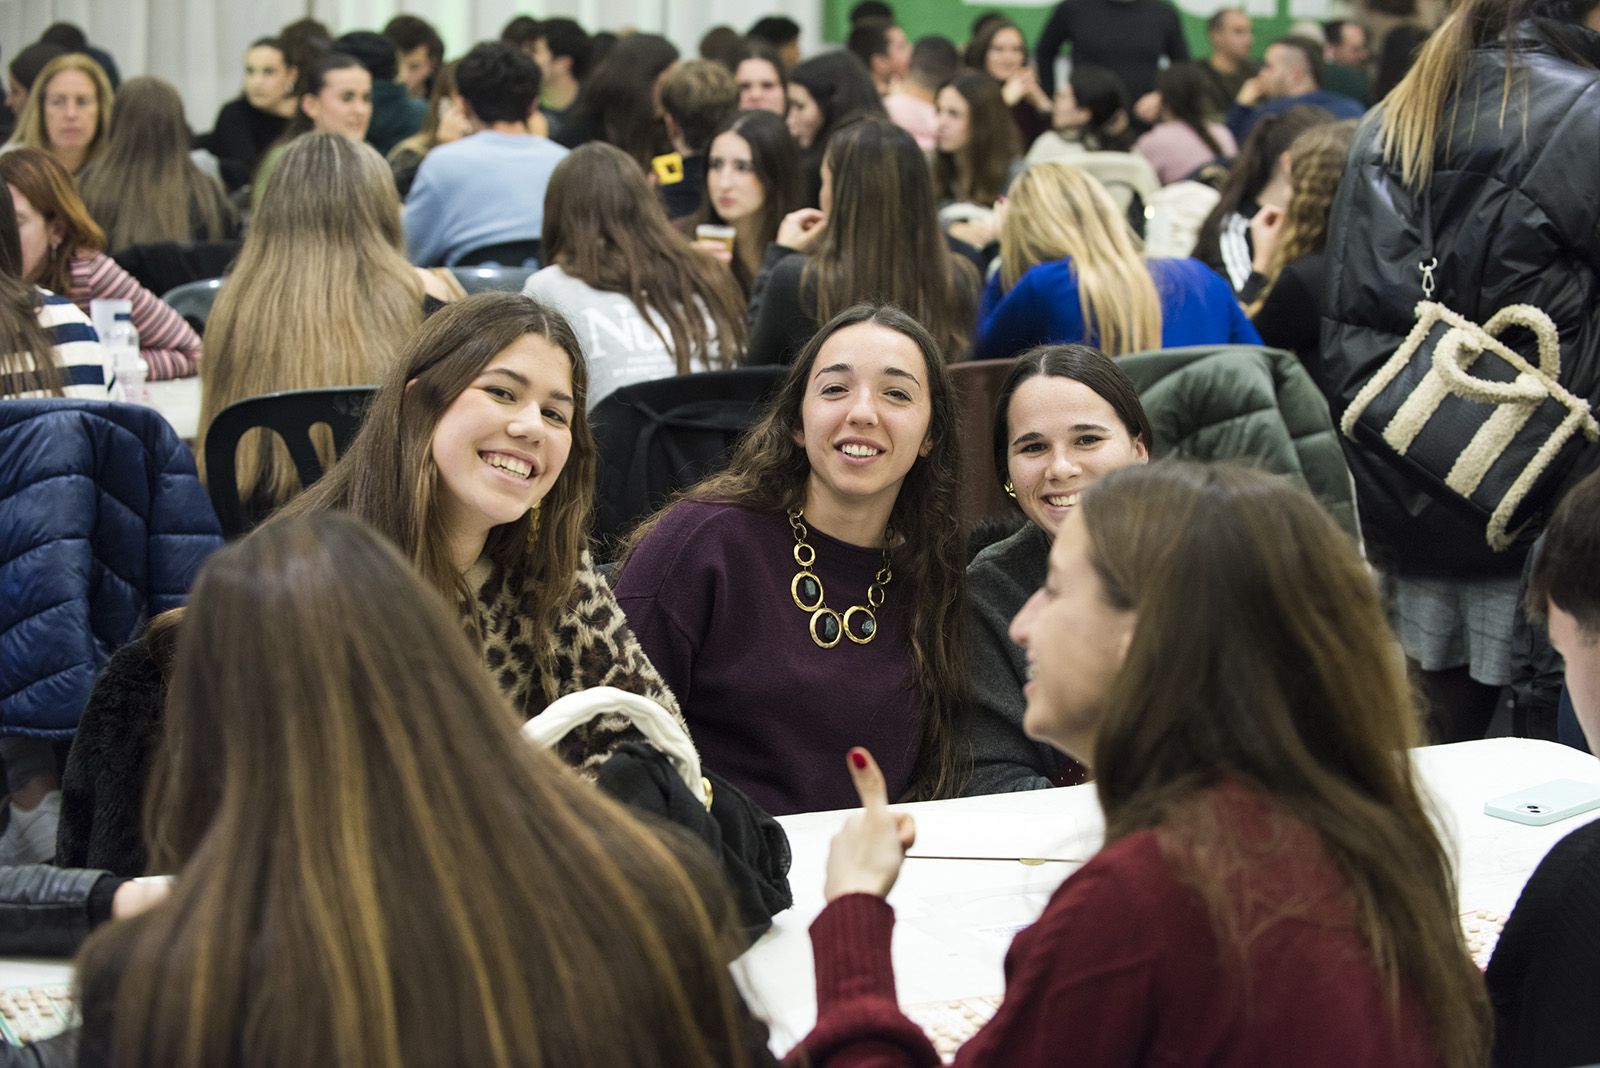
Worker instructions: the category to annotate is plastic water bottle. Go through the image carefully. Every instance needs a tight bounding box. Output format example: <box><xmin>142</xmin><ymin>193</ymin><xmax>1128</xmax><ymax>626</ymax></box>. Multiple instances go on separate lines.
<box><xmin>106</xmin><ymin>310</ymin><xmax>148</xmax><ymax>405</ymax></box>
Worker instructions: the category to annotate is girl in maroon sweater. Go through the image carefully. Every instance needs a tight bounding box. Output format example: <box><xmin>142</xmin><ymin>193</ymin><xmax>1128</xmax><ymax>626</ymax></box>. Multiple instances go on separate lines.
<box><xmin>618</xmin><ymin>304</ymin><xmax>971</xmax><ymax>814</ymax></box>
<box><xmin>795</xmin><ymin>461</ymin><xmax>1492</xmax><ymax>1067</ymax></box>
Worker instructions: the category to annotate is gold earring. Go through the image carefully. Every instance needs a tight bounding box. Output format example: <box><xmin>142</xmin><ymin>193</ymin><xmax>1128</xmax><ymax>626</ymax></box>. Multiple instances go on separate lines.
<box><xmin>1004</xmin><ymin>482</ymin><xmax>1016</xmax><ymax>499</ymax></box>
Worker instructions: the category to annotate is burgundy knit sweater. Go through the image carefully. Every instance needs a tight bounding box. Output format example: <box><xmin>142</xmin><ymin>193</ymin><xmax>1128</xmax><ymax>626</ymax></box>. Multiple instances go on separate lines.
<box><xmin>792</xmin><ymin>784</ymin><xmax>1447</xmax><ymax>1066</ymax></box>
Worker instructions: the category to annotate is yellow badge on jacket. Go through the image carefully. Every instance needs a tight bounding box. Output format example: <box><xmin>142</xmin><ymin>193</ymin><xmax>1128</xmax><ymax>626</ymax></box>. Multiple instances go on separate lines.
<box><xmin>651</xmin><ymin>152</ymin><xmax>685</xmax><ymax>186</ymax></box>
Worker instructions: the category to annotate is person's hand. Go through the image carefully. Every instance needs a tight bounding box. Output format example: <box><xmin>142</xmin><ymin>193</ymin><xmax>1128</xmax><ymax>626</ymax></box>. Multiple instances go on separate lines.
<box><xmin>437</xmin><ymin>96</ymin><xmax>473</xmax><ymax>144</ymax></box>
<box><xmin>823</xmin><ymin>748</ymin><xmax>916</xmax><ymax>902</ymax></box>
<box><xmin>1235</xmin><ymin>75</ymin><xmax>1265</xmax><ymax>108</ymax></box>
<box><xmin>691</xmin><ymin>238</ymin><xmax>734</xmax><ymax>265</ymax></box>
<box><xmin>111</xmin><ymin>877</ymin><xmax>171</xmax><ymax>920</ymax></box>
<box><xmin>1250</xmin><ymin>204</ymin><xmax>1286</xmax><ymax>271</ymax></box>
<box><xmin>1133</xmin><ymin>90</ymin><xmax>1163</xmax><ymax>125</ymax></box>
<box><xmin>777</xmin><ymin>207</ymin><xmax>827</xmax><ymax>251</ymax></box>
<box><xmin>1020</xmin><ymin>67</ymin><xmax>1052</xmax><ymax>112</ymax></box>
<box><xmin>1001</xmin><ymin>73</ymin><xmax>1025</xmax><ymax>107</ymax></box>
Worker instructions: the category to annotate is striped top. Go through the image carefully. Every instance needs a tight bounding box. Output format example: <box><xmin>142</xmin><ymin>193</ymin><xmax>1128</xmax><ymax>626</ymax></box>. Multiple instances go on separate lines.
<box><xmin>68</xmin><ymin>252</ymin><xmax>202</xmax><ymax>380</ymax></box>
<box><xmin>1217</xmin><ymin>211</ymin><xmax>1254</xmax><ymax>295</ymax></box>
<box><xmin>0</xmin><ymin>289</ymin><xmax>120</xmax><ymax>401</ymax></box>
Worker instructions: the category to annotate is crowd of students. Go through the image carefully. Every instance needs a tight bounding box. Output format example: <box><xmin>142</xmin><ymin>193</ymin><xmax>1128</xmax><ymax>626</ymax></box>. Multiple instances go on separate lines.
<box><xmin>0</xmin><ymin>0</ymin><xmax>1598</xmax><ymax>1063</ymax></box>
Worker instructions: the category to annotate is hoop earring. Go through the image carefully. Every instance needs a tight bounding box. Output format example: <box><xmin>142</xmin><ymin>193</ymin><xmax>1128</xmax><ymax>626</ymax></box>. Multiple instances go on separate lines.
<box><xmin>1004</xmin><ymin>481</ymin><xmax>1016</xmax><ymax>499</ymax></box>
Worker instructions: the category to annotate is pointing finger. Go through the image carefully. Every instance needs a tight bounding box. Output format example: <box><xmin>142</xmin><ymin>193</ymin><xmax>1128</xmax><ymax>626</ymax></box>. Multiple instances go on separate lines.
<box><xmin>847</xmin><ymin>747</ymin><xmax>889</xmax><ymax>812</ymax></box>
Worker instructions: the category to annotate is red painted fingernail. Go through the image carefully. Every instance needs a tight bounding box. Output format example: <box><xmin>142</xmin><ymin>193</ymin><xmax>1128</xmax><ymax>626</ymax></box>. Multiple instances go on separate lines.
<box><xmin>850</xmin><ymin>750</ymin><xmax>868</xmax><ymax>770</ymax></box>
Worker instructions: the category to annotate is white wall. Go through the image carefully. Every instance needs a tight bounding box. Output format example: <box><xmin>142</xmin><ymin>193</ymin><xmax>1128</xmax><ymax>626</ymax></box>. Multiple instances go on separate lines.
<box><xmin>1</xmin><ymin>0</ymin><xmax>826</xmax><ymax>133</ymax></box>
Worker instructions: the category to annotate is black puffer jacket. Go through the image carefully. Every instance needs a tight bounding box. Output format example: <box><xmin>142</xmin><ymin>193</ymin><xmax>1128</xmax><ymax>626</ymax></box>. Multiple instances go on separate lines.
<box><xmin>1322</xmin><ymin>21</ymin><xmax>1600</xmax><ymax>576</ymax></box>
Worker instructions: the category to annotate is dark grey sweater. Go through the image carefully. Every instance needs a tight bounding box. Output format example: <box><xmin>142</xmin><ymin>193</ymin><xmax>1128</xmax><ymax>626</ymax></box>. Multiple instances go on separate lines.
<box><xmin>963</xmin><ymin>522</ymin><xmax>1087</xmax><ymax>795</ymax></box>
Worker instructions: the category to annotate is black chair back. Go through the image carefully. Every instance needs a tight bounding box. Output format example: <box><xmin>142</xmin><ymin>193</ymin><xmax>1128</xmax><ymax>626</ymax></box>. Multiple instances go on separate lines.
<box><xmin>160</xmin><ymin>278</ymin><xmax>224</xmax><ymax>335</ymax></box>
<box><xmin>203</xmin><ymin>386</ymin><xmax>376</xmax><ymax>537</ymax></box>
<box><xmin>455</xmin><ymin>239</ymin><xmax>541</xmax><ymax>268</ymax></box>
<box><xmin>116</xmin><ymin>241</ymin><xmax>240</xmax><ymax>303</ymax></box>
<box><xmin>590</xmin><ymin>367</ymin><xmax>785</xmax><ymax>554</ymax></box>
<box><xmin>451</xmin><ymin>265</ymin><xmax>537</xmax><ymax>294</ymax></box>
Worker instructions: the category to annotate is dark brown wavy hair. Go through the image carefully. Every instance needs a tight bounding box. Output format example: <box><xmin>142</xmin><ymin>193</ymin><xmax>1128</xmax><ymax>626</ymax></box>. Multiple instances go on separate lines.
<box><xmin>1084</xmin><ymin>461</ymin><xmax>1491</xmax><ymax>1068</ymax></box>
<box><xmin>628</xmin><ymin>303</ymin><xmax>972</xmax><ymax>800</ymax></box>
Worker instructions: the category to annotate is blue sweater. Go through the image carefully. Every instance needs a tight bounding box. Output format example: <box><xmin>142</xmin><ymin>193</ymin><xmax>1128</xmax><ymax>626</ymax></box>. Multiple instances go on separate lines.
<box><xmin>1225</xmin><ymin>90</ymin><xmax>1365</xmax><ymax>142</ymax></box>
<box><xmin>974</xmin><ymin>256</ymin><xmax>1260</xmax><ymax>361</ymax></box>
<box><xmin>402</xmin><ymin>131</ymin><xmax>568</xmax><ymax>266</ymax></box>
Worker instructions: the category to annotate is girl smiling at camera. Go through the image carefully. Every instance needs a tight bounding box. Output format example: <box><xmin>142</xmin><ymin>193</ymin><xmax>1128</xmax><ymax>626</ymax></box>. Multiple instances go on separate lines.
<box><xmin>616</xmin><ymin>304</ymin><xmax>969</xmax><ymax>816</ymax></box>
<box><xmin>282</xmin><ymin>291</ymin><xmax>685</xmax><ymax>767</ymax></box>
<box><xmin>966</xmin><ymin>345</ymin><xmax>1150</xmax><ymax>795</ymax></box>
<box><xmin>61</xmin><ymin>294</ymin><xmax>687</xmax><ymax>879</ymax></box>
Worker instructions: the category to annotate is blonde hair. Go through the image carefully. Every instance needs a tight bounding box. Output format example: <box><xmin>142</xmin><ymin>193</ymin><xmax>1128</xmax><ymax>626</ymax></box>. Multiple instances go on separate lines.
<box><xmin>197</xmin><ymin>133</ymin><xmax>422</xmax><ymax>513</ymax></box>
<box><xmin>1000</xmin><ymin>163</ymin><xmax>1161</xmax><ymax>356</ymax></box>
<box><xmin>1377</xmin><ymin>0</ymin><xmax>1600</xmax><ymax>188</ymax></box>
<box><xmin>78</xmin><ymin>77</ymin><xmax>237</xmax><ymax>250</ymax></box>
<box><xmin>1246</xmin><ymin>120</ymin><xmax>1356</xmax><ymax>316</ymax></box>
<box><xmin>6</xmin><ymin>53</ymin><xmax>115</xmax><ymax>172</ymax></box>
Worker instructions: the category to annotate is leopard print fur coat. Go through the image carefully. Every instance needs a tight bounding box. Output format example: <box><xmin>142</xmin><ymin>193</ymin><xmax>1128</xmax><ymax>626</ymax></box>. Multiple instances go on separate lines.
<box><xmin>472</xmin><ymin>550</ymin><xmax>689</xmax><ymax>774</ymax></box>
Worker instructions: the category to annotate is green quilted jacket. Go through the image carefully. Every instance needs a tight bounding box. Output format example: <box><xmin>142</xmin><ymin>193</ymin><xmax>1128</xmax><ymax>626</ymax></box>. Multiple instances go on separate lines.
<box><xmin>1119</xmin><ymin>344</ymin><xmax>1360</xmax><ymax>544</ymax></box>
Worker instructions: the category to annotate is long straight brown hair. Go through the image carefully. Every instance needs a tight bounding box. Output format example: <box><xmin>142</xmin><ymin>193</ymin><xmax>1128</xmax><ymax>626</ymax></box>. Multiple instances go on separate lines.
<box><xmin>78</xmin><ymin>77</ymin><xmax>237</xmax><ymax>250</ymax></box>
<box><xmin>627</xmin><ymin>303</ymin><xmax>972</xmax><ymax>800</ymax></box>
<box><xmin>931</xmin><ymin>72</ymin><xmax>1020</xmax><ymax>207</ymax></box>
<box><xmin>804</xmin><ymin>118</ymin><xmax>979</xmax><ymax>361</ymax></box>
<box><xmin>1083</xmin><ymin>461</ymin><xmax>1491</xmax><ymax>1067</ymax></box>
<box><xmin>75</xmin><ymin>513</ymin><xmax>757</xmax><ymax>1067</ymax></box>
<box><xmin>693</xmin><ymin>108</ymin><xmax>804</xmax><ymax>297</ymax></box>
<box><xmin>195</xmin><ymin>132</ymin><xmax>422</xmax><ymax>512</ymax></box>
<box><xmin>0</xmin><ymin>176</ymin><xmax>63</xmax><ymax>397</ymax></box>
<box><xmin>282</xmin><ymin>292</ymin><xmax>596</xmax><ymax>691</ymax></box>
<box><xmin>542</xmin><ymin>142</ymin><xmax>747</xmax><ymax>371</ymax></box>
<box><xmin>0</xmin><ymin>147</ymin><xmax>106</xmax><ymax>297</ymax></box>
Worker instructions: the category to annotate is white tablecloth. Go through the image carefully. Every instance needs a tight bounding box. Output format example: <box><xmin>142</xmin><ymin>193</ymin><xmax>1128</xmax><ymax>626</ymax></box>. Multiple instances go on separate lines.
<box><xmin>2</xmin><ymin>738</ymin><xmax>1594</xmax><ymax>1050</ymax></box>
<box><xmin>144</xmin><ymin>376</ymin><xmax>200</xmax><ymax>443</ymax></box>
<box><xmin>735</xmin><ymin>737</ymin><xmax>1600</xmax><ymax>1052</ymax></box>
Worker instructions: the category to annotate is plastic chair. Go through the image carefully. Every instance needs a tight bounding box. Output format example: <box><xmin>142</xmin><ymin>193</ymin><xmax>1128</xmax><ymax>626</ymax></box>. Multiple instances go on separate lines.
<box><xmin>455</xmin><ymin>239</ymin><xmax>541</xmax><ymax>268</ymax></box>
<box><xmin>451</xmin><ymin>265</ymin><xmax>537</xmax><ymax>295</ymax></box>
<box><xmin>202</xmin><ymin>386</ymin><xmax>376</xmax><ymax>537</ymax></box>
<box><xmin>159</xmin><ymin>277</ymin><xmax>224</xmax><ymax>335</ymax></box>
<box><xmin>589</xmin><ymin>366</ymin><xmax>786</xmax><ymax>554</ymax></box>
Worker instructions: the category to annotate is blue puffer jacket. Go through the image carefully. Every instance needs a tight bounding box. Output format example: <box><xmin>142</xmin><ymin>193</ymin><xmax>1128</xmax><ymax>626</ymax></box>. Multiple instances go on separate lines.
<box><xmin>0</xmin><ymin>400</ymin><xmax>221</xmax><ymax>736</ymax></box>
